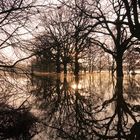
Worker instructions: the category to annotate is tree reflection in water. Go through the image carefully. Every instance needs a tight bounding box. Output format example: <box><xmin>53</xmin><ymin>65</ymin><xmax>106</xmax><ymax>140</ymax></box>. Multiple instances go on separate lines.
<box><xmin>0</xmin><ymin>73</ymin><xmax>139</xmax><ymax>139</ymax></box>
<box><xmin>0</xmin><ymin>73</ymin><xmax>39</xmax><ymax>140</ymax></box>
<box><xmin>31</xmin><ymin>74</ymin><xmax>140</xmax><ymax>140</ymax></box>
<box><xmin>0</xmin><ymin>104</ymin><xmax>37</xmax><ymax>140</ymax></box>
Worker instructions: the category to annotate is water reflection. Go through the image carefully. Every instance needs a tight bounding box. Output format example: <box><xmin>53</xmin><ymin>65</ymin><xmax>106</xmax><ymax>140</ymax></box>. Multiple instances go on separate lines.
<box><xmin>0</xmin><ymin>73</ymin><xmax>140</xmax><ymax>139</ymax></box>
<box><xmin>0</xmin><ymin>104</ymin><xmax>37</xmax><ymax>140</ymax></box>
<box><xmin>31</xmin><ymin>73</ymin><xmax>140</xmax><ymax>140</ymax></box>
<box><xmin>0</xmin><ymin>73</ymin><xmax>38</xmax><ymax>140</ymax></box>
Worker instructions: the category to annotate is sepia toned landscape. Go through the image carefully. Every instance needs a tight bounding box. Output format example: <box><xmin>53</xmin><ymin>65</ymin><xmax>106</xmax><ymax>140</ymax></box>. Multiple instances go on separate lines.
<box><xmin>0</xmin><ymin>0</ymin><xmax>140</xmax><ymax>140</ymax></box>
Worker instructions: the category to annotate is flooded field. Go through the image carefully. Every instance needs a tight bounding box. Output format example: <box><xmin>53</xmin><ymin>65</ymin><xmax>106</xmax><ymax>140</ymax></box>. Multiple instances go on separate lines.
<box><xmin>0</xmin><ymin>72</ymin><xmax>140</xmax><ymax>140</ymax></box>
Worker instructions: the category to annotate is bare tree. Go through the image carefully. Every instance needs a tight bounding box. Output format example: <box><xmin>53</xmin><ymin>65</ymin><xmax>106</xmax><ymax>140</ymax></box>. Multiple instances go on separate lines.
<box><xmin>122</xmin><ymin>0</ymin><xmax>140</xmax><ymax>39</ymax></box>
<box><xmin>77</xmin><ymin>0</ymin><xmax>139</xmax><ymax>77</ymax></box>
<box><xmin>0</xmin><ymin>0</ymin><xmax>41</xmax><ymax>72</ymax></box>
<box><xmin>68</xmin><ymin>0</ymin><xmax>93</xmax><ymax>75</ymax></box>
<box><xmin>31</xmin><ymin>2</ymin><xmax>92</xmax><ymax>75</ymax></box>
<box><xmin>37</xmin><ymin>6</ymin><xmax>72</xmax><ymax>74</ymax></box>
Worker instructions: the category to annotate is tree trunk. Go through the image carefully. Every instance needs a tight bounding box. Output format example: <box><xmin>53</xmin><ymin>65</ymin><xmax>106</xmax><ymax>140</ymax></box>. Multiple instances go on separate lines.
<box><xmin>74</xmin><ymin>54</ymin><xmax>79</xmax><ymax>75</ymax></box>
<box><xmin>56</xmin><ymin>50</ymin><xmax>61</xmax><ymax>73</ymax></box>
<box><xmin>115</xmin><ymin>77</ymin><xmax>123</xmax><ymax>140</ymax></box>
<box><xmin>64</xmin><ymin>62</ymin><xmax>67</xmax><ymax>75</ymax></box>
<box><xmin>56</xmin><ymin>60</ymin><xmax>61</xmax><ymax>73</ymax></box>
<box><xmin>116</xmin><ymin>57</ymin><xmax>123</xmax><ymax>77</ymax></box>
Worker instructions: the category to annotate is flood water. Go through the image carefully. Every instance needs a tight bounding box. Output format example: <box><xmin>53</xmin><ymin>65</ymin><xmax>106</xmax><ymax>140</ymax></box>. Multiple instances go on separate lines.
<box><xmin>0</xmin><ymin>72</ymin><xmax>140</xmax><ymax>140</ymax></box>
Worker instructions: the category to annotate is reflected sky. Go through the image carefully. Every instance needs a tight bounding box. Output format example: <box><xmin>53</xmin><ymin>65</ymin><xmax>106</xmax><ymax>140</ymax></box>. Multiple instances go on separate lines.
<box><xmin>0</xmin><ymin>72</ymin><xmax>140</xmax><ymax>139</ymax></box>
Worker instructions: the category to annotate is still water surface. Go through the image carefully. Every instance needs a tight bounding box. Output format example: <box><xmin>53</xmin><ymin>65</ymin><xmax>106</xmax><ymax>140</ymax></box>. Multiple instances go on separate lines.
<box><xmin>0</xmin><ymin>72</ymin><xmax>140</xmax><ymax>140</ymax></box>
